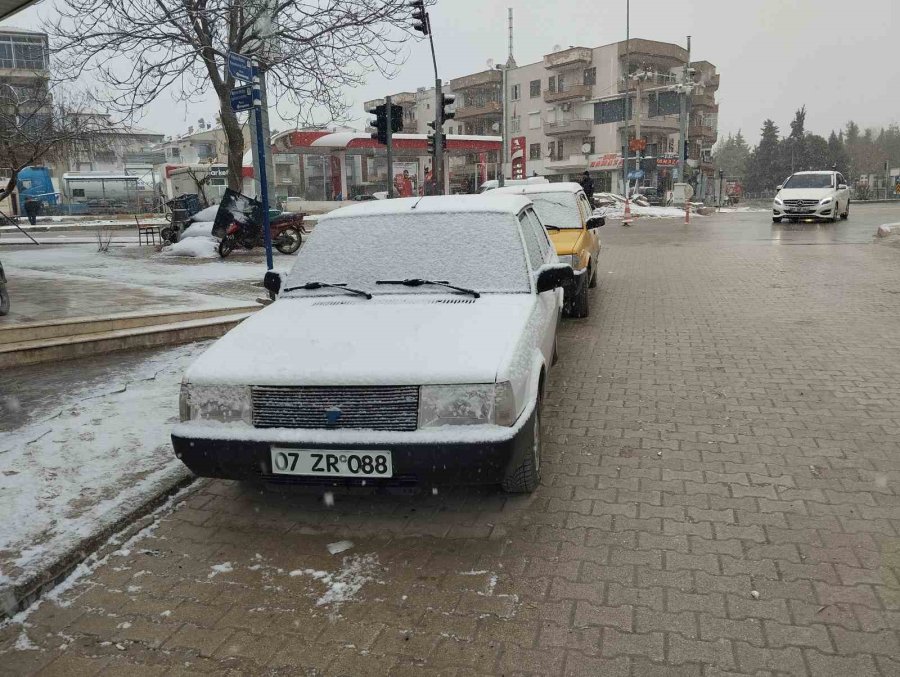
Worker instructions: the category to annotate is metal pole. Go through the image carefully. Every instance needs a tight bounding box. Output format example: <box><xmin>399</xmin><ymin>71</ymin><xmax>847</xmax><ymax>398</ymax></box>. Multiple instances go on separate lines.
<box><xmin>252</xmin><ymin>63</ymin><xmax>273</xmax><ymax>270</ymax></box>
<box><xmin>677</xmin><ymin>36</ymin><xmax>690</xmax><ymax>187</ymax></box>
<box><xmin>386</xmin><ymin>95</ymin><xmax>395</xmax><ymax>199</ymax></box>
<box><xmin>498</xmin><ymin>66</ymin><xmax>507</xmax><ymax>187</ymax></box>
<box><xmin>625</xmin><ymin>0</ymin><xmax>630</xmax><ymax>198</ymax></box>
<box><xmin>433</xmin><ymin>82</ymin><xmax>444</xmax><ymax>195</ymax></box>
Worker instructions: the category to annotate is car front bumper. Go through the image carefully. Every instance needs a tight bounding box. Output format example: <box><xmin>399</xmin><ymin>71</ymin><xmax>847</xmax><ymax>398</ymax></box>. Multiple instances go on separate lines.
<box><xmin>171</xmin><ymin>406</ymin><xmax>537</xmax><ymax>488</ymax></box>
<box><xmin>773</xmin><ymin>203</ymin><xmax>837</xmax><ymax>220</ymax></box>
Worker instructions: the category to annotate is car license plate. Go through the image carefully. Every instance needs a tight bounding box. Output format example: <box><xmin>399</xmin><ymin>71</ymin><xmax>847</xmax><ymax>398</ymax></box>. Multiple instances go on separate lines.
<box><xmin>270</xmin><ymin>448</ymin><xmax>393</xmax><ymax>478</ymax></box>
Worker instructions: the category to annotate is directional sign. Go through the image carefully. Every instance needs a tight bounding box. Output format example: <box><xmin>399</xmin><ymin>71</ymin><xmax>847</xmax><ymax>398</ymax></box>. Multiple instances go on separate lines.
<box><xmin>227</xmin><ymin>51</ymin><xmax>255</xmax><ymax>83</ymax></box>
<box><xmin>230</xmin><ymin>85</ymin><xmax>255</xmax><ymax>112</ymax></box>
<box><xmin>627</xmin><ymin>170</ymin><xmax>645</xmax><ymax>180</ymax></box>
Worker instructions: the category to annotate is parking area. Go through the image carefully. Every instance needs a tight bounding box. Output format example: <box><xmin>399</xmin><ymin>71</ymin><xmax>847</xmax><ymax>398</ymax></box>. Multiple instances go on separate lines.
<box><xmin>3</xmin><ymin>204</ymin><xmax>900</xmax><ymax>676</ymax></box>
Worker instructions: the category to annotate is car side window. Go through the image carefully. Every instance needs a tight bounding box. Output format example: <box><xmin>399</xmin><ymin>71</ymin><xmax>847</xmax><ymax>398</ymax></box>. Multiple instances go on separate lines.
<box><xmin>579</xmin><ymin>196</ymin><xmax>593</xmax><ymax>225</ymax></box>
<box><xmin>519</xmin><ymin>212</ymin><xmax>544</xmax><ymax>271</ymax></box>
<box><xmin>525</xmin><ymin>209</ymin><xmax>552</xmax><ymax>260</ymax></box>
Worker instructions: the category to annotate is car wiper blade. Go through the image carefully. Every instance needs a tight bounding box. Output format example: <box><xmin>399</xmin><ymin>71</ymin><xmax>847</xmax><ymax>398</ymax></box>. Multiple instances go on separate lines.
<box><xmin>283</xmin><ymin>281</ymin><xmax>372</xmax><ymax>299</ymax></box>
<box><xmin>375</xmin><ymin>278</ymin><xmax>480</xmax><ymax>299</ymax></box>
<box><xmin>542</xmin><ymin>224</ymin><xmax>561</xmax><ymax>231</ymax></box>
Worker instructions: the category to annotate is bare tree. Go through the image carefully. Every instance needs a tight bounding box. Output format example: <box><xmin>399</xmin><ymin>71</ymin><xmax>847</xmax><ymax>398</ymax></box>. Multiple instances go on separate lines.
<box><xmin>50</xmin><ymin>0</ymin><xmax>423</xmax><ymax>191</ymax></box>
<box><xmin>0</xmin><ymin>82</ymin><xmax>115</xmax><ymax>204</ymax></box>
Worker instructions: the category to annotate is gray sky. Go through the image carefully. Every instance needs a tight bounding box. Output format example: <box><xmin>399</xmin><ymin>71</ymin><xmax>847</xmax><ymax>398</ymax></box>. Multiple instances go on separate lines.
<box><xmin>3</xmin><ymin>0</ymin><xmax>898</xmax><ymax>145</ymax></box>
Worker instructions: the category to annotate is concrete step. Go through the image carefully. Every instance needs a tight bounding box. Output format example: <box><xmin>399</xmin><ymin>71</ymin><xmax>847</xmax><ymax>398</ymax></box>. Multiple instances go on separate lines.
<box><xmin>0</xmin><ymin>311</ymin><xmax>257</xmax><ymax>368</ymax></box>
<box><xmin>0</xmin><ymin>305</ymin><xmax>260</xmax><ymax>344</ymax></box>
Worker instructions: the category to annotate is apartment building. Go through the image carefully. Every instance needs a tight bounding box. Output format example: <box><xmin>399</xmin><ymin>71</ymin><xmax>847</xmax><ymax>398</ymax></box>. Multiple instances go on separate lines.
<box><xmin>375</xmin><ymin>37</ymin><xmax>719</xmax><ymax>196</ymax></box>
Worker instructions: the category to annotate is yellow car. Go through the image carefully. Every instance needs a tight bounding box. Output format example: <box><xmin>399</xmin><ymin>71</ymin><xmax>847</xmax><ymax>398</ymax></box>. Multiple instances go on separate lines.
<box><xmin>495</xmin><ymin>182</ymin><xmax>603</xmax><ymax>317</ymax></box>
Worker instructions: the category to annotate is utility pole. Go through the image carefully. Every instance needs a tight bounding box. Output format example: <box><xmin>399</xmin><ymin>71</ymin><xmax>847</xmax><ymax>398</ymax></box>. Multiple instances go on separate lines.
<box><xmin>677</xmin><ymin>35</ymin><xmax>691</xmax><ymax>187</ymax></box>
<box><xmin>434</xmin><ymin>80</ymin><xmax>444</xmax><ymax>193</ymax></box>
<box><xmin>497</xmin><ymin>64</ymin><xmax>507</xmax><ymax>187</ymax></box>
<box><xmin>624</xmin><ymin>0</ymin><xmax>630</xmax><ymax>198</ymax></box>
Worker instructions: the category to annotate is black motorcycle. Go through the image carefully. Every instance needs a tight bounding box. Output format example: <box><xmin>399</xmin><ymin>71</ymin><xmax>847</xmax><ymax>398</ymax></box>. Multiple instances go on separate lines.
<box><xmin>0</xmin><ymin>259</ymin><xmax>9</xmax><ymax>316</ymax></box>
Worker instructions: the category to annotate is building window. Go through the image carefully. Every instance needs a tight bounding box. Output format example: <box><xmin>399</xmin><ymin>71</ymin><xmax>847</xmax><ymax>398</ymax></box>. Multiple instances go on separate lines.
<box><xmin>547</xmin><ymin>141</ymin><xmax>555</xmax><ymax>160</ymax></box>
<box><xmin>594</xmin><ymin>97</ymin><xmax>629</xmax><ymax>124</ymax></box>
<box><xmin>529</xmin><ymin>143</ymin><xmax>541</xmax><ymax>160</ymax></box>
<box><xmin>582</xmin><ymin>137</ymin><xmax>595</xmax><ymax>155</ymax></box>
<box><xmin>510</xmin><ymin>116</ymin><xmax>521</xmax><ymax>133</ymax></box>
<box><xmin>583</xmin><ymin>67</ymin><xmax>596</xmax><ymax>86</ymax></box>
<box><xmin>547</xmin><ymin>76</ymin><xmax>556</xmax><ymax>94</ymax></box>
<box><xmin>510</xmin><ymin>84</ymin><xmax>520</xmax><ymax>101</ymax></box>
<box><xmin>649</xmin><ymin>91</ymin><xmax>679</xmax><ymax>117</ymax></box>
<box><xmin>557</xmin><ymin>73</ymin><xmax>566</xmax><ymax>91</ymax></box>
<box><xmin>528</xmin><ymin>112</ymin><xmax>541</xmax><ymax>130</ymax></box>
<box><xmin>530</xmin><ymin>79</ymin><xmax>541</xmax><ymax>98</ymax></box>
<box><xmin>0</xmin><ymin>35</ymin><xmax>47</xmax><ymax>69</ymax></box>
<box><xmin>557</xmin><ymin>139</ymin><xmax>565</xmax><ymax>158</ymax></box>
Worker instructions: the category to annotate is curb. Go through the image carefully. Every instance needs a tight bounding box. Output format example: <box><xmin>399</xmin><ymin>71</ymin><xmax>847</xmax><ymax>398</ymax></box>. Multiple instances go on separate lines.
<box><xmin>0</xmin><ymin>471</ymin><xmax>202</xmax><ymax>621</ymax></box>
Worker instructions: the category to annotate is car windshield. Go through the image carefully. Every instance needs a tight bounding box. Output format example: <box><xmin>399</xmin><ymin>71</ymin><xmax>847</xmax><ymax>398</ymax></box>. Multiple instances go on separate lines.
<box><xmin>529</xmin><ymin>192</ymin><xmax>582</xmax><ymax>229</ymax></box>
<box><xmin>783</xmin><ymin>174</ymin><xmax>834</xmax><ymax>189</ymax></box>
<box><xmin>283</xmin><ymin>211</ymin><xmax>531</xmax><ymax>295</ymax></box>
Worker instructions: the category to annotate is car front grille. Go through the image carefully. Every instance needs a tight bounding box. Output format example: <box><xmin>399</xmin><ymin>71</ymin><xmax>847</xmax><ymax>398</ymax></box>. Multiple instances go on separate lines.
<box><xmin>251</xmin><ymin>385</ymin><xmax>419</xmax><ymax>431</ymax></box>
<box><xmin>782</xmin><ymin>199</ymin><xmax>820</xmax><ymax>208</ymax></box>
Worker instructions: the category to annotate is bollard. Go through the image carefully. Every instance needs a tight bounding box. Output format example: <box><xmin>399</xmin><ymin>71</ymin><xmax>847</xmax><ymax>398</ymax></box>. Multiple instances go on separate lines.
<box><xmin>623</xmin><ymin>198</ymin><xmax>632</xmax><ymax>227</ymax></box>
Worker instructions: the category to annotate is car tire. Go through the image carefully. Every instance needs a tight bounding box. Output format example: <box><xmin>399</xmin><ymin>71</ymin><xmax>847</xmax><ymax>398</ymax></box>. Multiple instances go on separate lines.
<box><xmin>275</xmin><ymin>226</ymin><xmax>303</xmax><ymax>254</ymax></box>
<box><xmin>571</xmin><ymin>276</ymin><xmax>590</xmax><ymax>318</ymax></box>
<box><xmin>502</xmin><ymin>381</ymin><xmax>543</xmax><ymax>494</ymax></box>
<box><xmin>552</xmin><ymin>337</ymin><xmax>559</xmax><ymax>366</ymax></box>
<box><xmin>588</xmin><ymin>262</ymin><xmax>597</xmax><ymax>289</ymax></box>
<box><xmin>842</xmin><ymin>201</ymin><xmax>850</xmax><ymax>220</ymax></box>
<box><xmin>830</xmin><ymin>204</ymin><xmax>839</xmax><ymax>223</ymax></box>
<box><xmin>772</xmin><ymin>216</ymin><xmax>782</xmax><ymax>223</ymax></box>
<box><xmin>0</xmin><ymin>282</ymin><xmax>9</xmax><ymax>316</ymax></box>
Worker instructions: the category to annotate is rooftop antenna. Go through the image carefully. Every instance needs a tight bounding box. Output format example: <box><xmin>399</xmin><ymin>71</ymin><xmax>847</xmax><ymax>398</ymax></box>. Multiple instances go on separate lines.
<box><xmin>506</xmin><ymin>8</ymin><xmax>516</xmax><ymax>68</ymax></box>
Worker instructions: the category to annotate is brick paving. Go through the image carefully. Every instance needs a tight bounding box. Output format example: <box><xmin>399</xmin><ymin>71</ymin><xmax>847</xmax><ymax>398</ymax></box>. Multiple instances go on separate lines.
<box><xmin>4</xmin><ymin>210</ymin><xmax>900</xmax><ymax>675</ymax></box>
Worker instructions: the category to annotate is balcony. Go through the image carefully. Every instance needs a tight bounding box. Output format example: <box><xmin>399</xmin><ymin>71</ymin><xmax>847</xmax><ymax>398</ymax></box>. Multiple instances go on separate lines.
<box><xmin>617</xmin><ymin>116</ymin><xmax>680</xmax><ymax>133</ymax></box>
<box><xmin>544</xmin><ymin>84</ymin><xmax>592</xmax><ymax>104</ymax></box>
<box><xmin>691</xmin><ymin>93</ymin><xmax>718</xmax><ymax>110</ymax></box>
<box><xmin>450</xmin><ymin>69</ymin><xmax>502</xmax><ymax>91</ymax></box>
<box><xmin>454</xmin><ymin>101</ymin><xmax>502</xmax><ymax>120</ymax></box>
<box><xmin>544</xmin><ymin>47</ymin><xmax>593</xmax><ymax>70</ymax></box>
<box><xmin>689</xmin><ymin>123</ymin><xmax>718</xmax><ymax>142</ymax></box>
<box><xmin>544</xmin><ymin>118</ymin><xmax>593</xmax><ymax>136</ymax></box>
<box><xmin>545</xmin><ymin>155</ymin><xmax>589</xmax><ymax>171</ymax></box>
<box><xmin>618</xmin><ymin>39</ymin><xmax>688</xmax><ymax>68</ymax></box>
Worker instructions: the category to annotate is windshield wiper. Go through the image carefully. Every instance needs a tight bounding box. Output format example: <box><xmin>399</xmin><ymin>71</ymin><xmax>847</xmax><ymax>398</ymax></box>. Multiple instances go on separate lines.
<box><xmin>542</xmin><ymin>224</ymin><xmax>561</xmax><ymax>231</ymax></box>
<box><xmin>283</xmin><ymin>281</ymin><xmax>372</xmax><ymax>299</ymax></box>
<box><xmin>376</xmin><ymin>278</ymin><xmax>480</xmax><ymax>299</ymax></box>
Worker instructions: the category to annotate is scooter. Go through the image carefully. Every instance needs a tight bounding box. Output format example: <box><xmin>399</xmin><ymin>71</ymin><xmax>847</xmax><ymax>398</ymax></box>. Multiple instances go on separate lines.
<box><xmin>0</xmin><ymin>259</ymin><xmax>9</xmax><ymax>316</ymax></box>
<box><xmin>218</xmin><ymin>211</ymin><xmax>307</xmax><ymax>258</ymax></box>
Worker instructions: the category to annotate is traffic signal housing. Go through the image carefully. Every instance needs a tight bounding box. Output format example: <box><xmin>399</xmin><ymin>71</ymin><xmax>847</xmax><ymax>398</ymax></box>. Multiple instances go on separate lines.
<box><xmin>410</xmin><ymin>1</ymin><xmax>429</xmax><ymax>36</ymax></box>
<box><xmin>368</xmin><ymin>103</ymin><xmax>388</xmax><ymax>145</ymax></box>
<box><xmin>390</xmin><ymin>103</ymin><xmax>403</xmax><ymax>134</ymax></box>
<box><xmin>440</xmin><ymin>93</ymin><xmax>455</xmax><ymax>125</ymax></box>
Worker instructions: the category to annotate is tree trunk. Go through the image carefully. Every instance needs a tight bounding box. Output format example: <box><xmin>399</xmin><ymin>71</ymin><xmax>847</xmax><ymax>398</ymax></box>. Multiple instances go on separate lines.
<box><xmin>0</xmin><ymin>174</ymin><xmax>18</xmax><ymax>204</ymax></box>
<box><xmin>219</xmin><ymin>100</ymin><xmax>246</xmax><ymax>192</ymax></box>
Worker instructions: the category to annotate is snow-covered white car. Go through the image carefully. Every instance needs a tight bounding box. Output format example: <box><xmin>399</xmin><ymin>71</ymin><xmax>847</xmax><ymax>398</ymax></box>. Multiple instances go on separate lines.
<box><xmin>172</xmin><ymin>196</ymin><xmax>572</xmax><ymax>493</ymax></box>
<box><xmin>772</xmin><ymin>171</ymin><xmax>850</xmax><ymax>223</ymax></box>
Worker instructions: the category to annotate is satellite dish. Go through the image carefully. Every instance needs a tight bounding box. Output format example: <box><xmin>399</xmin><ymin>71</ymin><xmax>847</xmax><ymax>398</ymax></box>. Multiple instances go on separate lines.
<box><xmin>487</xmin><ymin>58</ymin><xmax>494</xmax><ymax>69</ymax></box>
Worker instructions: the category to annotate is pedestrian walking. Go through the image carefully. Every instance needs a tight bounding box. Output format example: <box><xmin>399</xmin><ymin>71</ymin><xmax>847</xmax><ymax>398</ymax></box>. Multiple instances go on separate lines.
<box><xmin>23</xmin><ymin>197</ymin><xmax>40</xmax><ymax>226</ymax></box>
<box><xmin>580</xmin><ymin>171</ymin><xmax>595</xmax><ymax>201</ymax></box>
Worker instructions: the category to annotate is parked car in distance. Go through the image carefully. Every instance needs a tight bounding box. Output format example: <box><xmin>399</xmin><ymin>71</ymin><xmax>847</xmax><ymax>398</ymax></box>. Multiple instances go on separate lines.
<box><xmin>478</xmin><ymin>176</ymin><xmax>550</xmax><ymax>193</ymax></box>
<box><xmin>772</xmin><ymin>171</ymin><xmax>850</xmax><ymax>223</ymax></box>
<box><xmin>172</xmin><ymin>195</ymin><xmax>572</xmax><ymax>493</ymax></box>
<box><xmin>493</xmin><ymin>182</ymin><xmax>603</xmax><ymax>318</ymax></box>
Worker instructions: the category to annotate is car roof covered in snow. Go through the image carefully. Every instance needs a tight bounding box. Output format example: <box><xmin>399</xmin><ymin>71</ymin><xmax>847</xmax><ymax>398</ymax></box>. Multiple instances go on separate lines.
<box><xmin>320</xmin><ymin>195</ymin><xmax>532</xmax><ymax>221</ymax></box>
<box><xmin>492</xmin><ymin>182</ymin><xmax>585</xmax><ymax>196</ymax></box>
<box><xmin>791</xmin><ymin>170</ymin><xmax>836</xmax><ymax>175</ymax></box>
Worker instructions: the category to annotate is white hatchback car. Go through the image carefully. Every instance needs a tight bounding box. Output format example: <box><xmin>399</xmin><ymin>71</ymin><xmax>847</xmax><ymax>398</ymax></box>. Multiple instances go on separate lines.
<box><xmin>172</xmin><ymin>196</ymin><xmax>572</xmax><ymax>493</ymax></box>
<box><xmin>772</xmin><ymin>171</ymin><xmax>850</xmax><ymax>223</ymax></box>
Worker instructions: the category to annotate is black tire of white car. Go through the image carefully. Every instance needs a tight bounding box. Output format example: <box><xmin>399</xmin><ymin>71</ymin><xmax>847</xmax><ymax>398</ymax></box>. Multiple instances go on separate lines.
<box><xmin>830</xmin><ymin>204</ymin><xmax>839</xmax><ymax>223</ymax></box>
<box><xmin>589</xmin><ymin>263</ymin><xmax>597</xmax><ymax>289</ymax></box>
<box><xmin>571</xmin><ymin>276</ymin><xmax>590</xmax><ymax>318</ymax></box>
<box><xmin>0</xmin><ymin>283</ymin><xmax>9</xmax><ymax>316</ymax></box>
<box><xmin>842</xmin><ymin>201</ymin><xmax>850</xmax><ymax>220</ymax></box>
<box><xmin>502</xmin><ymin>387</ymin><xmax>543</xmax><ymax>493</ymax></box>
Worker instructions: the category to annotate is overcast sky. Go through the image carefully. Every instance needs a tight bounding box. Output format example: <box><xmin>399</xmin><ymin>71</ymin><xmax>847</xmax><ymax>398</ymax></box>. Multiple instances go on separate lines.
<box><xmin>3</xmin><ymin>0</ymin><xmax>898</xmax><ymax>144</ymax></box>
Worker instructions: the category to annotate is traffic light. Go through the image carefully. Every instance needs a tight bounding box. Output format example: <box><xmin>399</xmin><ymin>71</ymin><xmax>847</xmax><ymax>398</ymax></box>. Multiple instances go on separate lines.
<box><xmin>410</xmin><ymin>1</ymin><xmax>429</xmax><ymax>35</ymax></box>
<box><xmin>390</xmin><ymin>103</ymin><xmax>403</xmax><ymax>133</ymax></box>
<box><xmin>683</xmin><ymin>140</ymin><xmax>689</xmax><ymax>161</ymax></box>
<box><xmin>368</xmin><ymin>103</ymin><xmax>388</xmax><ymax>145</ymax></box>
<box><xmin>426</xmin><ymin>133</ymin><xmax>436</xmax><ymax>155</ymax></box>
<box><xmin>440</xmin><ymin>93</ymin><xmax>456</xmax><ymax>125</ymax></box>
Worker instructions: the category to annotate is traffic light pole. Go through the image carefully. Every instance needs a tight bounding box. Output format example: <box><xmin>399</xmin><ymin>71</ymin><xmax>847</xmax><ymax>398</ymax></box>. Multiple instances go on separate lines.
<box><xmin>386</xmin><ymin>95</ymin><xmax>395</xmax><ymax>198</ymax></box>
<box><xmin>433</xmin><ymin>80</ymin><xmax>443</xmax><ymax>195</ymax></box>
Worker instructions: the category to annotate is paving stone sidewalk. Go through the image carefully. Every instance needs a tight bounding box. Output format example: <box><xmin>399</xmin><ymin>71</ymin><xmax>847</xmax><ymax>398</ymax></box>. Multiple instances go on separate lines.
<box><xmin>3</xmin><ymin>213</ymin><xmax>900</xmax><ymax>676</ymax></box>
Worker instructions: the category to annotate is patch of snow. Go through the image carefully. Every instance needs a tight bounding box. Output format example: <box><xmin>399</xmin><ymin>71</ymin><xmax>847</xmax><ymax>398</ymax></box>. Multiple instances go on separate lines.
<box><xmin>160</xmin><ymin>610</ymin><xmax>171</xmax><ymax>617</ymax></box>
<box><xmin>877</xmin><ymin>224</ymin><xmax>896</xmax><ymax>238</ymax></box>
<box><xmin>190</xmin><ymin>205</ymin><xmax>221</xmax><ymax>223</ymax></box>
<box><xmin>460</xmin><ymin>570</ymin><xmax>489</xmax><ymax>576</ymax></box>
<box><xmin>595</xmin><ymin>204</ymin><xmax>702</xmax><ymax>219</ymax></box>
<box><xmin>14</xmin><ymin>629</ymin><xmax>39</xmax><ymax>651</ymax></box>
<box><xmin>208</xmin><ymin>562</ymin><xmax>233</xmax><ymax>578</ymax></box>
<box><xmin>327</xmin><ymin>540</ymin><xmax>353</xmax><ymax>555</ymax></box>
<box><xmin>160</xmin><ymin>236</ymin><xmax>219</xmax><ymax>258</ymax></box>
<box><xmin>323</xmin><ymin>492</ymin><xmax>335</xmax><ymax>507</ymax></box>
<box><xmin>180</xmin><ymin>221</ymin><xmax>215</xmax><ymax>239</ymax></box>
<box><xmin>125</xmin><ymin>585</ymin><xmax>141</xmax><ymax>593</ymax></box>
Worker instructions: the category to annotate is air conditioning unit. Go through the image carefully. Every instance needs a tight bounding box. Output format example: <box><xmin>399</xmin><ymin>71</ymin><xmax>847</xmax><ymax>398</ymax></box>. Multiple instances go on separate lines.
<box><xmin>560</xmin><ymin>103</ymin><xmax>572</xmax><ymax>112</ymax></box>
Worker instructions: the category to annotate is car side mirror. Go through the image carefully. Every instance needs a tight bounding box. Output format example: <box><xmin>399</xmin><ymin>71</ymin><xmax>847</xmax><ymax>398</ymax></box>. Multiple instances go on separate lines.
<box><xmin>775</xmin><ymin>185</ymin><xmax>783</xmax><ymax>191</ymax></box>
<box><xmin>536</xmin><ymin>264</ymin><xmax>575</xmax><ymax>293</ymax></box>
<box><xmin>263</xmin><ymin>271</ymin><xmax>282</xmax><ymax>299</ymax></box>
<box><xmin>586</xmin><ymin>215</ymin><xmax>605</xmax><ymax>228</ymax></box>
<box><xmin>838</xmin><ymin>184</ymin><xmax>848</xmax><ymax>190</ymax></box>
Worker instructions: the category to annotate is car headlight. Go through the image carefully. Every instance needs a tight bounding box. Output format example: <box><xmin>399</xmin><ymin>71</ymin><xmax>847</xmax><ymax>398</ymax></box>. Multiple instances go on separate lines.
<box><xmin>418</xmin><ymin>382</ymin><xmax>517</xmax><ymax>428</ymax></box>
<box><xmin>819</xmin><ymin>197</ymin><xmax>832</xmax><ymax>205</ymax></box>
<box><xmin>773</xmin><ymin>198</ymin><xmax>783</xmax><ymax>206</ymax></box>
<box><xmin>179</xmin><ymin>383</ymin><xmax>252</xmax><ymax>424</ymax></box>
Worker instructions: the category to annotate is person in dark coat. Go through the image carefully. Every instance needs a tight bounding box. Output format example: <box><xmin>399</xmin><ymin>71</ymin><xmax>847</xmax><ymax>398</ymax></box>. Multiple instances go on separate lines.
<box><xmin>23</xmin><ymin>197</ymin><xmax>40</xmax><ymax>226</ymax></box>
<box><xmin>579</xmin><ymin>171</ymin><xmax>595</xmax><ymax>201</ymax></box>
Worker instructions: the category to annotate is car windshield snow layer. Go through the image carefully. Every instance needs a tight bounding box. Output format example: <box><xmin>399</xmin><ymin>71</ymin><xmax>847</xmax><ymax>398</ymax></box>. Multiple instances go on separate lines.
<box><xmin>284</xmin><ymin>211</ymin><xmax>532</xmax><ymax>296</ymax></box>
<box><xmin>529</xmin><ymin>192</ymin><xmax>582</xmax><ymax>229</ymax></box>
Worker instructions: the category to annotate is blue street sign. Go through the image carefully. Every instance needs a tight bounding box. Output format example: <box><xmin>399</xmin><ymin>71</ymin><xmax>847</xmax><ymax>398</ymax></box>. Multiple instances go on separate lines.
<box><xmin>627</xmin><ymin>170</ymin><xmax>645</xmax><ymax>180</ymax></box>
<box><xmin>230</xmin><ymin>85</ymin><xmax>255</xmax><ymax>112</ymax></box>
<box><xmin>227</xmin><ymin>51</ymin><xmax>255</xmax><ymax>83</ymax></box>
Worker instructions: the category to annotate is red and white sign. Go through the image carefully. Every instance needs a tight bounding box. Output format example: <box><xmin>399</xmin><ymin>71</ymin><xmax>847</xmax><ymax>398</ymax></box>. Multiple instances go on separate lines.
<box><xmin>510</xmin><ymin>136</ymin><xmax>527</xmax><ymax>180</ymax></box>
<box><xmin>589</xmin><ymin>153</ymin><xmax>623</xmax><ymax>170</ymax></box>
<box><xmin>657</xmin><ymin>156</ymin><xmax>678</xmax><ymax>167</ymax></box>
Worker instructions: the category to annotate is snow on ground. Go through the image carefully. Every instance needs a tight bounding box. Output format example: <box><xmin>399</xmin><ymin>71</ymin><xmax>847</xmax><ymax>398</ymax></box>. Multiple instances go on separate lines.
<box><xmin>595</xmin><ymin>203</ymin><xmax>705</xmax><ymax>219</ymax></box>
<box><xmin>0</xmin><ymin>343</ymin><xmax>206</xmax><ymax>597</ymax></box>
<box><xmin>180</xmin><ymin>221</ymin><xmax>215</xmax><ymax>239</ymax></box>
<box><xmin>160</xmin><ymin>236</ymin><xmax>219</xmax><ymax>258</ymax></box>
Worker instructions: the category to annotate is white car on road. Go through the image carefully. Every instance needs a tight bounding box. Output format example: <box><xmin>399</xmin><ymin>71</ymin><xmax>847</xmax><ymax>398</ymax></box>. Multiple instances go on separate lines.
<box><xmin>172</xmin><ymin>195</ymin><xmax>572</xmax><ymax>493</ymax></box>
<box><xmin>772</xmin><ymin>171</ymin><xmax>850</xmax><ymax>223</ymax></box>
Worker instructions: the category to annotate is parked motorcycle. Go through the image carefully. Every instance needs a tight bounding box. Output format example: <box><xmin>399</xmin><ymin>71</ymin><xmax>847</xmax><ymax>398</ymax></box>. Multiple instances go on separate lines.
<box><xmin>0</xmin><ymin>259</ymin><xmax>9</xmax><ymax>316</ymax></box>
<box><xmin>218</xmin><ymin>211</ymin><xmax>306</xmax><ymax>258</ymax></box>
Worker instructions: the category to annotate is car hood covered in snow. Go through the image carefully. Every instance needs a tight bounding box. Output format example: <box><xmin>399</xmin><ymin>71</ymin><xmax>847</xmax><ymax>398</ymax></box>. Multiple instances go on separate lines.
<box><xmin>185</xmin><ymin>295</ymin><xmax>534</xmax><ymax>386</ymax></box>
<box><xmin>776</xmin><ymin>188</ymin><xmax>834</xmax><ymax>201</ymax></box>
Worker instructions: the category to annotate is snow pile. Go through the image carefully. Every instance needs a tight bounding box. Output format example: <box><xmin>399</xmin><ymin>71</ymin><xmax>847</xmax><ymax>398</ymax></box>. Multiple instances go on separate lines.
<box><xmin>180</xmin><ymin>221</ymin><xmax>215</xmax><ymax>239</ymax></box>
<box><xmin>876</xmin><ymin>224</ymin><xmax>896</xmax><ymax>238</ymax></box>
<box><xmin>208</xmin><ymin>562</ymin><xmax>234</xmax><ymax>578</ymax></box>
<box><xmin>160</xmin><ymin>236</ymin><xmax>219</xmax><ymax>258</ymax></box>
<box><xmin>0</xmin><ymin>343</ymin><xmax>204</xmax><ymax>595</ymax></box>
<box><xmin>191</xmin><ymin>205</ymin><xmax>221</xmax><ymax>223</ymax></box>
<box><xmin>595</xmin><ymin>203</ymin><xmax>701</xmax><ymax>219</ymax></box>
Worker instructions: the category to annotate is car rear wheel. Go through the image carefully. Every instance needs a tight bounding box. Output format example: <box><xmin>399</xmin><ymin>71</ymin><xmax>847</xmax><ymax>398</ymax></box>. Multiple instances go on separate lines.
<box><xmin>570</xmin><ymin>276</ymin><xmax>590</xmax><ymax>318</ymax></box>
<box><xmin>0</xmin><ymin>282</ymin><xmax>9</xmax><ymax>316</ymax></box>
<box><xmin>842</xmin><ymin>201</ymin><xmax>850</xmax><ymax>220</ymax></box>
<box><xmin>502</xmin><ymin>382</ymin><xmax>543</xmax><ymax>494</ymax></box>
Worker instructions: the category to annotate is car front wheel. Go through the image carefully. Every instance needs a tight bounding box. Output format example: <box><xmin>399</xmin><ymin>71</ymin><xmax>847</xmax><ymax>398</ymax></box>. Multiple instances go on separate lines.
<box><xmin>842</xmin><ymin>201</ymin><xmax>850</xmax><ymax>220</ymax></box>
<box><xmin>502</xmin><ymin>387</ymin><xmax>543</xmax><ymax>493</ymax></box>
<box><xmin>570</xmin><ymin>275</ymin><xmax>590</xmax><ymax>318</ymax></box>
